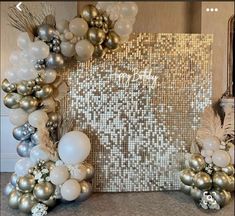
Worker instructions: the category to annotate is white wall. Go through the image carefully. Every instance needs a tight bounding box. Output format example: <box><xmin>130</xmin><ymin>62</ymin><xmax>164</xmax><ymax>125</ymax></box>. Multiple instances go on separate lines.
<box><xmin>0</xmin><ymin>1</ymin><xmax>77</xmax><ymax>172</ymax></box>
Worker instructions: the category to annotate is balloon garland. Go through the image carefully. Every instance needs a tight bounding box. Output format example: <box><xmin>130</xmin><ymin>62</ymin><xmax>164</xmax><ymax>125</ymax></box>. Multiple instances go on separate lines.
<box><xmin>2</xmin><ymin>2</ymin><xmax>138</xmax><ymax>215</ymax></box>
<box><xmin>180</xmin><ymin>104</ymin><xmax>234</xmax><ymax>210</ymax></box>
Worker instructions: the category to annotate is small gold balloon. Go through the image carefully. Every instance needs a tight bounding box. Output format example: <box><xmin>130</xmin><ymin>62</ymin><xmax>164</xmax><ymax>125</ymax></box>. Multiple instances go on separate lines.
<box><xmin>17</xmin><ymin>175</ymin><xmax>35</xmax><ymax>193</ymax></box>
<box><xmin>4</xmin><ymin>93</ymin><xmax>23</xmax><ymax>109</ymax></box>
<box><xmin>42</xmin><ymin>196</ymin><xmax>57</xmax><ymax>208</ymax></box>
<box><xmin>88</xmin><ymin>27</ymin><xmax>106</xmax><ymax>45</ymax></box>
<box><xmin>81</xmin><ymin>4</ymin><xmax>98</xmax><ymax>23</ymax></box>
<box><xmin>213</xmin><ymin>166</ymin><xmax>221</xmax><ymax>172</ymax></box>
<box><xmin>8</xmin><ymin>189</ymin><xmax>22</xmax><ymax>209</ymax></box>
<box><xmin>189</xmin><ymin>154</ymin><xmax>205</xmax><ymax>172</ymax></box>
<box><xmin>180</xmin><ymin>182</ymin><xmax>191</xmax><ymax>195</ymax></box>
<box><xmin>213</xmin><ymin>171</ymin><xmax>230</xmax><ymax>190</ymax></box>
<box><xmin>48</xmin><ymin>112</ymin><xmax>61</xmax><ymax>124</ymax></box>
<box><xmin>104</xmin><ymin>31</ymin><xmax>120</xmax><ymax>50</ymax></box>
<box><xmin>77</xmin><ymin>181</ymin><xmax>92</xmax><ymax>202</ymax></box>
<box><xmin>190</xmin><ymin>187</ymin><xmax>203</xmax><ymax>201</ymax></box>
<box><xmin>93</xmin><ymin>45</ymin><xmax>106</xmax><ymax>58</ymax></box>
<box><xmin>17</xmin><ymin>81</ymin><xmax>33</xmax><ymax>96</ymax></box>
<box><xmin>20</xmin><ymin>96</ymin><xmax>39</xmax><ymax>113</ymax></box>
<box><xmin>2</xmin><ymin>79</ymin><xmax>16</xmax><ymax>93</ymax></box>
<box><xmin>18</xmin><ymin>193</ymin><xmax>37</xmax><ymax>213</ymax></box>
<box><xmin>45</xmin><ymin>161</ymin><xmax>55</xmax><ymax>171</ymax></box>
<box><xmin>180</xmin><ymin>168</ymin><xmax>195</xmax><ymax>186</ymax></box>
<box><xmin>221</xmin><ymin>190</ymin><xmax>231</xmax><ymax>205</ymax></box>
<box><xmin>85</xmin><ymin>163</ymin><xmax>95</xmax><ymax>180</ymax></box>
<box><xmin>226</xmin><ymin>176</ymin><xmax>234</xmax><ymax>192</ymax></box>
<box><xmin>35</xmin><ymin>85</ymin><xmax>53</xmax><ymax>99</ymax></box>
<box><xmin>33</xmin><ymin>182</ymin><xmax>54</xmax><ymax>201</ymax></box>
<box><xmin>222</xmin><ymin>164</ymin><xmax>234</xmax><ymax>176</ymax></box>
<box><xmin>193</xmin><ymin>172</ymin><xmax>212</xmax><ymax>190</ymax></box>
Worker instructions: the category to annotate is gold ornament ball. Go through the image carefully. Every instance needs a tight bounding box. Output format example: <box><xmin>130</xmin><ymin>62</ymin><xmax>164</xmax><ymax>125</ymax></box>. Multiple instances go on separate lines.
<box><xmin>4</xmin><ymin>93</ymin><xmax>23</xmax><ymax>109</ymax></box>
<box><xmin>190</xmin><ymin>187</ymin><xmax>203</xmax><ymax>201</ymax></box>
<box><xmin>42</xmin><ymin>196</ymin><xmax>57</xmax><ymax>208</ymax></box>
<box><xmin>17</xmin><ymin>81</ymin><xmax>33</xmax><ymax>96</ymax></box>
<box><xmin>104</xmin><ymin>31</ymin><xmax>120</xmax><ymax>50</ymax></box>
<box><xmin>8</xmin><ymin>189</ymin><xmax>22</xmax><ymax>209</ymax></box>
<box><xmin>77</xmin><ymin>181</ymin><xmax>92</xmax><ymax>202</ymax></box>
<box><xmin>17</xmin><ymin>174</ymin><xmax>35</xmax><ymax>193</ymax></box>
<box><xmin>180</xmin><ymin>182</ymin><xmax>191</xmax><ymax>195</ymax></box>
<box><xmin>93</xmin><ymin>45</ymin><xmax>106</xmax><ymax>58</ymax></box>
<box><xmin>20</xmin><ymin>96</ymin><xmax>39</xmax><ymax>113</ymax></box>
<box><xmin>18</xmin><ymin>193</ymin><xmax>37</xmax><ymax>213</ymax></box>
<box><xmin>180</xmin><ymin>168</ymin><xmax>195</xmax><ymax>186</ymax></box>
<box><xmin>35</xmin><ymin>85</ymin><xmax>53</xmax><ymax>99</ymax></box>
<box><xmin>81</xmin><ymin>4</ymin><xmax>99</xmax><ymax>23</ymax></box>
<box><xmin>85</xmin><ymin>163</ymin><xmax>95</xmax><ymax>180</ymax></box>
<box><xmin>33</xmin><ymin>182</ymin><xmax>54</xmax><ymax>201</ymax></box>
<box><xmin>222</xmin><ymin>164</ymin><xmax>234</xmax><ymax>176</ymax></box>
<box><xmin>193</xmin><ymin>172</ymin><xmax>212</xmax><ymax>190</ymax></box>
<box><xmin>88</xmin><ymin>27</ymin><xmax>106</xmax><ymax>45</ymax></box>
<box><xmin>189</xmin><ymin>154</ymin><xmax>205</xmax><ymax>172</ymax></box>
<box><xmin>226</xmin><ymin>176</ymin><xmax>234</xmax><ymax>192</ymax></box>
<box><xmin>213</xmin><ymin>171</ymin><xmax>230</xmax><ymax>190</ymax></box>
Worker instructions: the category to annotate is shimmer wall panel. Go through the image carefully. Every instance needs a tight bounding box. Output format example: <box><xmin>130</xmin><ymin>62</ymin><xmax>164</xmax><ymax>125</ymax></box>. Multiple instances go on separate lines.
<box><xmin>61</xmin><ymin>33</ymin><xmax>213</xmax><ymax>192</ymax></box>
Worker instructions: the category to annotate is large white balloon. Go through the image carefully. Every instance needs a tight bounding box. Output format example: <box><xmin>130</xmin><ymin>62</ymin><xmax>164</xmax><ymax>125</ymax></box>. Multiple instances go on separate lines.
<box><xmin>30</xmin><ymin>40</ymin><xmax>50</xmax><ymax>59</ymax></box>
<box><xmin>28</xmin><ymin>110</ymin><xmax>48</xmax><ymax>128</ymax></box>
<box><xmin>9</xmin><ymin>109</ymin><xmax>29</xmax><ymax>126</ymax></box>
<box><xmin>114</xmin><ymin>19</ymin><xmax>133</xmax><ymax>36</ymax></box>
<box><xmin>42</xmin><ymin>69</ymin><xmax>57</xmax><ymax>84</ymax></box>
<box><xmin>200</xmin><ymin>136</ymin><xmax>220</xmax><ymax>151</ymax></box>
<box><xmin>120</xmin><ymin>2</ymin><xmax>138</xmax><ymax>18</ymax></box>
<box><xmin>15</xmin><ymin>158</ymin><xmax>35</xmax><ymax>177</ymax></box>
<box><xmin>212</xmin><ymin>150</ymin><xmax>231</xmax><ymax>168</ymax></box>
<box><xmin>56</xmin><ymin>19</ymin><xmax>69</xmax><ymax>34</ymax></box>
<box><xmin>30</xmin><ymin>146</ymin><xmax>50</xmax><ymax>164</ymax></box>
<box><xmin>17</xmin><ymin>32</ymin><xmax>31</xmax><ymax>50</ymax></box>
<box><xmin>60</xmin><ymin>42</ymin><xmax>76</xmax><ymax>57</ymax></box>
<box><xmin>50</xmin><ymin>165</ymin><xmax>70</xmax><ymax>185</ymax></box>
<box><xmin>69</xmin><ymin>18</ymin><xmax>88</xmax><ymax>37</ymax></box>
<box><xmin>58</xmin><ymin>131</ymin><xmax>91</xmax><ymax>165</ymax></box>
<box><xmin>75</xmin><ymin>40</ymin><xmax>94</xmax><ymax>61</ymax></box>
<box><xmin>61</xmin><ymin>179</ymin><xmax>81</xmax><ymax>201</ymax></box>
<box><xmin>5</xmin><ymin>67</ymin><xmax>20</xmax><ymax>83</ymax></box>
<box><xmin>19</xmin><ymin>66</ymin><xmax>38</xmax><ymax>80</ymax></box>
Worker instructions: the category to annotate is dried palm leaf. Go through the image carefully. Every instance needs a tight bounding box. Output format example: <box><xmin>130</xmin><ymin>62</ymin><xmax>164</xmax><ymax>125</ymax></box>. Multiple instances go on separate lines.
<box><xmin>36</xmin><ymin>3</ymin><xmax>56</xmax><ymax>27</ymax></box>
<box><xmin>221</xmin><ymin>106</ymin><xmax>234</xmax><ymax>141</ymax></box>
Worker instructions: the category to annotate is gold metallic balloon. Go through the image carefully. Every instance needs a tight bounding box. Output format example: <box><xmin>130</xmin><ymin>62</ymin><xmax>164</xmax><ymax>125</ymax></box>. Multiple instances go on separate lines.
<box><xmin>35</xmin><ymin>85</ymin><xmax>53</xmax><ymax>99</ymax></box>
<box><xmin>88</xmin><ymin>27</ymin><xmax>106</xmax><ymax>45</ymax></box>
<box><xmin>211</xmin><ymin>190</ymin><xmax>227</xmax><ymax>207</ymax></box>
<box><xmin>226</xmin><ymin>176</ymin><xmax>234</xmax><ymax>192</ymax></box>
<box><xmin>17</xmin><ymin>81</ymin><xmax>33</xmax><ymax>96</ymax></box>
<box><xmin>104</xmin><ymin>31</ymin><xmax>120</xmax><ymax>50</ymax></box>
<box><xmin>2</xmin><ymin>79</ymin><xmax>16</xmax><ymax>93</ymax></box>
<box><xmin>20</xmin><ymin>96</ymin><xmax>39</xmax><ymax>113</ymax></box>
<box><xmin>18</xmin><ymin>193</ymin><xmax>37</xmax><ymax>213</ymax></box>
<box><xmin>85</xmin><ymin>163</ymin><xmax>95</xmax><ymax>180</ymax></box>
<box><xmin>193</xmin><ymin>172</ymin><xmax>212</xmax><ymax>190</ymax></box>
<box><xmin>17</xmin><ymin>175</ymin><xmax>35</xmax><ymax>193</ymax></box>
<box><xmin>221</xmin><ymin>190</ymin><xmax>231</xmax><ymax>205</ymax></box>
<box><xmin>190</xmin><ymin>187</ymin><xmax>203</xmax><ymax>201</ymax></box>
<box><xmin>33</xmin><ymin>182</ymin><xmax>54</xmax><ymax>201</ymax></box>
<box><xmin>45</xmin><ymin>161</ymin><xmax>55</xmax><ymax>171</ymax></box>
<box><xmin>93</xmin><ymin>45</ymin><xmax>106</xmax><ymax>58</ymax></box>
<box><xmin>222</xmin><ymin>164</ymin><xmax>234</xmax><ymax>176</ymax></box>
<box><xmin>189</xmin><ymin>154</ymin><xmax>205</xmax><ymax>172</ymax></box>
<box><xmin>180</xmin><ymin>168</ymin><xmax>195</xmax><ymax>186</ymax></box>
<box><xmin>42</xmin><ymin>196</ymin><xmax>57</xmax><ymax>208</ymax></box>
<box><xmin>8</xmin><ymin>189</ymin><xmax>22</xmax><ymax>209</ymax></box>
<box><xmin>213</xmin><ymin>171</ymin><xmax>229</xmax><ymax>190</ymax></box>
<box><xmin>4</xmin><ymin>93</ymin><xmax>23</xmax><ymax>109</ymax></box>
<box><xmin>213</xmin><ymin>166</ymin><xmax>221</xmax><ymax>172</ymax></box>
<box><xmin>48</xmin><ymin>112</ymin><xmax>61</xmax><ymax>124</ymax></box>
<box><xmin>180</xmin><ymin>182</ymin><xmax>191</xmax><ymax>195</ymax></box>
<box><xmin>81</xmin><ymin>4</ymin><xmax>98</xmax><ymax>23</ymax></box>
<box><xmin>77</xmin><ymin>180</ymin><xmax>92</xmax><ymax>202</ymax></box>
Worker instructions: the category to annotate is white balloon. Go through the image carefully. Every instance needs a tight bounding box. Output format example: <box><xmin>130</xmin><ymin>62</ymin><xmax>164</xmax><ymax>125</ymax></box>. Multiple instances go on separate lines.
<box><xmin>5</xmin><ymin>67</ymin><xmax>20</xmax><ymax>83</ymax></box>
<box><xmin>69</xmin><ymin>18</ymin><xmax>88</xmax><ymax>37</ymax></box>
<box><xmin>58</xmin><ymin>131</ymin><xmax>91</xmax><ymax>165</ymax></box>
<box><xmin>120</xmin><ymin>2</ymin><xmax>138</xmax><ymax>17</ymax></box>
<box><xmin>200</xmin><ymin>136</ymin><xmax>220</xmax><ymax>151</ymax></box>
<box><xmin>205</xmin><ymin>156</ymin><xmax>212</xmax><ymax>164</ymax></box>
<box><xmin>75</xmin><ymin>39</ymin><xmax>94</xmax><ymax>61</ymax></box>
<box><xmin>70</xmin><ymin>164</ymin><xmax>87</xmax><ymax>181</ymax></box>
<box><xmin>15</xmin><ymin>158</ymin><xmax>34</xmax><ymax>177</ymax></box>
<box><xmin>9</xmin><ymin>109</ymin><xmax>29</xmax><ymax>126</ymax></box>
<box><xmin>28</xmin><ymin>110</ymin><xmax>48</xmax><ymax>128</ymax></box>
<box><xmin>61</xmin><ymin>179</ymin><xmax>81</xmax><ymax>201</ymax></box>
<box><xmin>50</xmin><ymin>165</ymin><xmax>70</xmax><ymax>185</ymax></box>
<box><xmin>229</xmin><ymin>146</ymin><xmax>234</xmax><ymax>164</ymax></box>
<box><xmin>60</xmin><ymin>41</ymin><xmax>76</xmax><ymax>57</ymax></box>
<box><xmin>19</xmin><ymin>66</ymin><xmax>38</xmax><ymax>80</ymax></box>
<box><xmin>42</xmin><ymin>69</ymin><xmax>57</xmax><ymax>83</ymax></box>
<box><xmin>56</xmin><ymin>19</ymin><xmax>69</xmax><ymax>34</ymax></box>
<box><xmin>17</xmin><ymin>32</ymin><xmax>31</xmax><ymax>50</ymax></box>
<box><xmin>30</xmin><ymin>146</ymin><xmax>50</xmax><ymax>164</ymax></box>
<box><xmin>30</xmin><ymin>40</ymin><xmax>50</xmax><ymax>59</ymax></box>
<box><xmin>9</xmin><ymin>50</ymin><xmax>21</xmax><ymax>65</ymax></box>
<box><xmin>96</xmin><ymin>2</ymin><xmax>112</xmax><ymax>11</ymax></box>
<box><xmin>212</xmin><ymin>150</ymin><xmax>231</xmax><ymax>168</ymax></box>
<box><xmin>114</xmin><ymin>19</ymin><xmax>133</xmax><ymax>36</ymax></box>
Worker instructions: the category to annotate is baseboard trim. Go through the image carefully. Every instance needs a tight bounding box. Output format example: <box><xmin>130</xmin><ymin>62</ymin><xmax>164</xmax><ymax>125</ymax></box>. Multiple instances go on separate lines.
<box><xmin>1</xmin><ymin>153</ymin><xmax>19</xmax><ymax>172</ymax></box>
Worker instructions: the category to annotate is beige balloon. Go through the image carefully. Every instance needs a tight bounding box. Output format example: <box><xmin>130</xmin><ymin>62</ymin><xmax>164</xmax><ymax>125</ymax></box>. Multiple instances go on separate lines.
<box><xmin>180</xmin><ymin>168</ymin><xmax>195</xmax><ymax>186</ymax></box>
<box><xmin>17</xmin><ymin>175</ymin><xmax>35</xmax><ymax>193</ymax></box>
<box><xmin>193</xmin><ymin>172</ymin><xmax>212</xmax><ymax>190</ymax></box>
<box><xmin>20</xmin><ymin>96</ymin><xmax>39</xmax><ymax>113</ymax></box>
<box><xmin>18</xmin><ymin>193</ymin><xmax>37</xmax><ymax>213</ymax></box>
<box><xmin>33</xmin><ymin>182</ymin><xmax>54</xmax><ymax>201</ymax></box>
<box><xmin>8</xmin><ymin>189</ymin><xmax>22</xmax><ymax>209</ymax></box>
<box><xmin>69</xmin><ymin>18</ymin><xmax>88</xmax><ymax>37</ymax></box>
<box><xmin>75</xmin><ymin>39</ymin><xmax>94</xmax><ymax>61</ymax></box>
<box><xmin>4</xmin><ymin>93</ymin><xmax>23</xmax><ymax>109</ymax></box>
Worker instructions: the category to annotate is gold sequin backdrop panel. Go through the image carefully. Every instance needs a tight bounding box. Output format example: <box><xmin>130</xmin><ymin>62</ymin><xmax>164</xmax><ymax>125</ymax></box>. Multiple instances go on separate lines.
<box><xmin>61</xmin><ymin>33</ymin><xmax>213</xmax><ymax>192</ymax></box>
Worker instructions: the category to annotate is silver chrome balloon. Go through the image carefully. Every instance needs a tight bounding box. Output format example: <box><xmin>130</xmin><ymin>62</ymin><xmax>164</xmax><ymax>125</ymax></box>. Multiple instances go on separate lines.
<box><xmin>17</xmin><ymin>139</ymin><xmax>35</xmax><ymax>157</ymax></box>
<box><xmin>213</xmin><ymin>171</ymin><xmax>230</xmax><ymax>190</ymax></box>
<box><xmin>189</xmin><ymin>154</ymin><xmax>206</xmax><ymax>172</ymax></box>
<box><xmin>45</xmin><ymin>53</ymin><xmax>64</xmax><ymax>69</ymax></box>
<box><xmin>193</xmin><ymin>172</ymin><xmax>212</xmax><ymax>190</ymax></box>
<box><xmin>37</xmin><ymin>24</ymin><xmax>55</xmax><ymax>42</ymax></box>
<box><xmin>4</xmin><ymin>183</ymin><xmax>15</xmax><ymax>196</ymax></box>
<box><xmin>180</xmin><ymin>168</ymin><xmax>195</xmax><ymax>186</ymax></box>
<box><xmin>13</xmin><ymin>123</ymin><xmax>35</xmax><ymax>141</ymax></box>
<box><xmin>10</xmin><ymin>173</ymin><xmax>18</xmax><ymax>187</ymax></box>
<box><xmin>190</xmin><ymin>187</ymin><xmax>203</xmax><ymax>201</ymax></box>
<box><xmin>30</xmin><ymin>132</ymin><xmax>40</xmax><ymax>145</ymax></box>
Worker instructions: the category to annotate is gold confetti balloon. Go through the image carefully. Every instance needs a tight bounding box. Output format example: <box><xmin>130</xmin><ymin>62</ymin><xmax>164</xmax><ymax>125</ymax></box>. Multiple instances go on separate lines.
<box><xmin>81</xmin><ymin>4</ymin><xmax>98</xmax><ymax>23</ymax></box>
<box><xmin>8</xmin><ymin>189</ymin><xmax>22</xmax><ymax>209</ymax></box>
<box><xmin>33</xmin><ymin>182</ymin><xmax>54</xmax><ymax>201</ymax></box>
<box><xmin>193</xmin><ymin>172</ymin><xmax>212</xmax><ymax>190</ymax></box>
<box><xmin>212</xmin><ymin>171</ymin><xmax>230</xmax><ymax>190</ymax></box>
<box><xmin>4</xmin><ymin>93</ymin><xmax>23</xmax><ymax>109</ymax></box>
<box><xmin>180</xmin><ymin>182</ymin><xmax>191</xmax><ymax>195</ymax></box>
<box><xmin>222</xmin><ymin>164</ymin><xmax>234</xmax><ymax>176</ymax></box>
<box><xmin>88</xmin><ymin>27</ymin><xmax>106</xmax><ymax>45</ymax></box>
<box><xmin>35</xmin><ymin>85</ymin><xmax>53</xmax><ymax>99</ymax></box>
<box><xmin>189</xmin><ymin>154</ymin><xmax>206</xmax><ymax>172</ymax></box>
<box><xmin>77</xmin><ymin>181</ymin><xmax>92</xmax><ymax>202</ymax></box>
<box><xmin>17</xmin><ymin>175</ymin><xmax>35</xmax><ymax>193</ymax></box>
<box><xmin>20</xmin><ymin>96</ymin><xmax>39</xmax><ymax>113</ymax></box>
<box><xmin>104</xmin><ymin>31</ymin><xmax>120</xmax><ymax>50</ymax></box>
<box><xmin>18</xmin><ymin>193</ymin><xmax>37</xmax><ymax>213</ymax></box>
<box><xmin>17</xmin><ymin>81</ymin><xmax>33</xmax><ymax>96</ymax></box>
<box><xmin>85</xmin><ymin>163</ymin><xmax>95</xmax><ymax>180</ymax></box>
<box><xmin>180</xmin><ymin>168</ymin><xmax>195</xmax><ymax>186</ymax></box>
<box><xmin>190</xmin><ymin>187</ymin><xmax>203</xmax><ymax>201</ymax></box>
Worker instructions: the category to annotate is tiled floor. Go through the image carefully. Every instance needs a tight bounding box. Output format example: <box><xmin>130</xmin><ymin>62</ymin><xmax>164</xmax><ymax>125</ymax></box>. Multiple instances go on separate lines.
<box><xmin>1</xmin><ymin>173</ymin><xmax>234</xmax><ymax>216</ymax></box>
